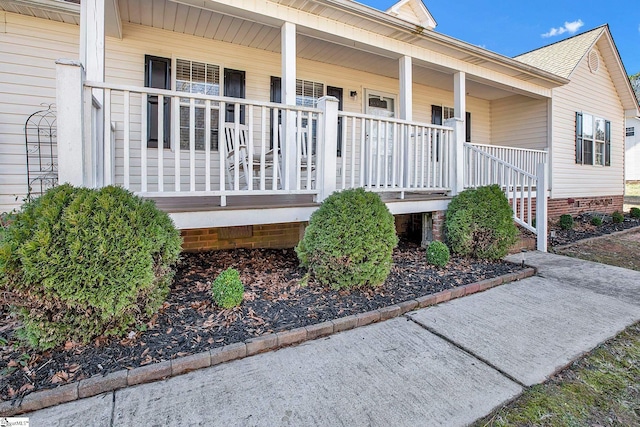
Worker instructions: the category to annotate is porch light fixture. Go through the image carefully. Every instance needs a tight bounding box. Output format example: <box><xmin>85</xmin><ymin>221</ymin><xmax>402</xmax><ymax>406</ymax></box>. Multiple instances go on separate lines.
<box><xmin>350</xmin><ymin>90</ymin><xmax>358</xmax><ymax>98</ymax></box>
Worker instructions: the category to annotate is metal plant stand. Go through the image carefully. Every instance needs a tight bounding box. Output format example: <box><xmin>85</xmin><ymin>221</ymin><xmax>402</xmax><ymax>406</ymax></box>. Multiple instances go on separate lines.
<box><xmin>24</xmin><ymin>104</ymin><xmax>58</xmax><ymax>197</ymax></box>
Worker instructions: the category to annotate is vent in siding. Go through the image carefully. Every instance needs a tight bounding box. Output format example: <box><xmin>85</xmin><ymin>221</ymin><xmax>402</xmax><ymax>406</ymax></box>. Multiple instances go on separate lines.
<box><xmin>588</xmin><ymin>50</ymin><xmax>599</xmax><ymax>74</ymax></box>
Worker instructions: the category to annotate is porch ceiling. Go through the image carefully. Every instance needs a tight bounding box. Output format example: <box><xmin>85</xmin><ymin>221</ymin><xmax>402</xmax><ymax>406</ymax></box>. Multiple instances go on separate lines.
<box><xmin>117</xmin><ymin>0</ymin><xmax>524</xmax><ymax>100</ymax></box>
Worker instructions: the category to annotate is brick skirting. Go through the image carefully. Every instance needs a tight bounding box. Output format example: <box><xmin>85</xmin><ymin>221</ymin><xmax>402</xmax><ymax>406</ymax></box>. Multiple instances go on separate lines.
<box><xmin>547</xmin><ymin>195</ymin><xmax>624</xmax><ymax>219</ymax></box>
<box><xmin>181</xmin><ymin>222</ymin><xmax>304</xmax><ymax>252</ymax></box>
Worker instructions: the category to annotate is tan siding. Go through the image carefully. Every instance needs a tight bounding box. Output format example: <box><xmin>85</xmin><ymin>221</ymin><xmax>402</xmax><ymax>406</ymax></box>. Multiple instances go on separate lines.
<box><xmin>550</xmin><ymin>45</ymin><xmax>625</xmax><ymax>199</ymax></box>
<box><xmin>491</xmin><ymin>96</ymin><xmax>548</xmax><ymax>150</ymax></box>
<box><xmin>0</xmin><ymin>13</ymin><xmax>78</xmax><ymax>212</ymax></box>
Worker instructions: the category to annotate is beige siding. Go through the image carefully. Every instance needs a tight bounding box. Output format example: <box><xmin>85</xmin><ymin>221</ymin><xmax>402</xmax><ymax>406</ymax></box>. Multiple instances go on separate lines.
<box><xmin>104</xmin><ymin>23</ymin><xmax>492</xmax><ymax>191</ymax></box>
<box><xmin>1</xmin><ymin>15</ymin><xmax>495</xmax><ymax>206</ymax></box>
<box><xmin>550</xmin><ymin>43</ymin><xmax>625</xmax><ymax>199</ymax></box>
<box><xmin>0</xmin><ymin>13</ymin><xmax>79</xmax><ymax>212</ymax></box>
<box><xmin>491</xmin><ymin>95</ymin><xmax>548</xmax><ymax>150</ymax></box>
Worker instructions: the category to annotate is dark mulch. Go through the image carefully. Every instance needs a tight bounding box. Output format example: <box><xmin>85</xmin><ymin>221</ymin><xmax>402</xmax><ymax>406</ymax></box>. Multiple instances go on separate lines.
<box><xmin>549</xmin><ymin>213</ymin><xmax>640</xmax><ymax>247</ymax></box>
<box><xmin>0</xmin><ymin>241</ymin><xmax>524</xmax><ymax>402</ymax></box>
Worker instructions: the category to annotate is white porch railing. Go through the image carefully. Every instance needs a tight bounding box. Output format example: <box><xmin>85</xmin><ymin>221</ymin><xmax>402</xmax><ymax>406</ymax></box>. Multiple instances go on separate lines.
<box><xmin>467</xmin><ymin>143</ymin><xmax>547</xmax><ymax>177</ymax></box>
<box><xmin>464</xmin><ymin>142</ymin><xmax>547</xmax><ymax>251</ymax></box>
<box><xmin>338</xmin><ymin>112</ymin><xmax>453</xmax><ymax>196</ymax></box>
<box><xmin>84</xmin><ymin>81</ymin><xmax>321</xmax><ymax>205</ymax></box>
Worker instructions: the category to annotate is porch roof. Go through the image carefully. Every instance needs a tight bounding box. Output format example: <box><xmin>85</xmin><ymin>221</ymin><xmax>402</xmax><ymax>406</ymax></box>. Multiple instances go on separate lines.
<box><xmin>3</xmin><ymin>0</ymin><xmax>569</xmax><ymax>98</ymax></box>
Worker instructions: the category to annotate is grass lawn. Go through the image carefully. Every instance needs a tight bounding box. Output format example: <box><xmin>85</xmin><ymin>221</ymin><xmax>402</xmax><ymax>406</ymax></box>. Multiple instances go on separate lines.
<box><xmin>476</xmin><ymin>323</ymin><xmax>640</xmax><ymax>426</ymax></box>
<box><xmin>626</xmin><ymin>182</ymin><xmax>640</xmax><ymax>197</ymax></box>
<box><xmin>476</xmin><ymin>230</ymin><xmax>640</xmax><ymax>427</ymax></box>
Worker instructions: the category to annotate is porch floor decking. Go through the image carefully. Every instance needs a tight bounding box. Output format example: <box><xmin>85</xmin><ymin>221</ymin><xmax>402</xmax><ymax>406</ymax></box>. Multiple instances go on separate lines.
<box><xmin>148</xmin><ymin>192</ymin><xmax>451</xmax><ymax>214</ymax></box>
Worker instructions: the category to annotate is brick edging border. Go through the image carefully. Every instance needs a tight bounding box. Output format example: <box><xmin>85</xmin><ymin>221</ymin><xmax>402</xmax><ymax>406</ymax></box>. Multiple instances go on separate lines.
<box><xmin>0</xmin><ymin>267</ymin><xmax>536</xmax><ymax>416</ymax></box>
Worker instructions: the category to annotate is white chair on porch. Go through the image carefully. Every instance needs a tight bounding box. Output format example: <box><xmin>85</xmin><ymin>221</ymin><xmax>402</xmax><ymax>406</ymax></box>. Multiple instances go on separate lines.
<box><xmin>279</xmin><ymin>124</ymin><xmax>316</xmax><ymax>189</ymax></box>
<box><xmin>223</xmin><ymin>123</ymin><xmax>280</xmax><ymax>190</ymax></box>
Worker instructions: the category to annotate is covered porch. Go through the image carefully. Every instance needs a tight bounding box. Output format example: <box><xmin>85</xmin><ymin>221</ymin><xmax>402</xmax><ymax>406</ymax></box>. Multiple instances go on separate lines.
<box><xmin>54</xmin><ymin>0</ymin><xmax>558</xmax><ymax>250</ymax></box>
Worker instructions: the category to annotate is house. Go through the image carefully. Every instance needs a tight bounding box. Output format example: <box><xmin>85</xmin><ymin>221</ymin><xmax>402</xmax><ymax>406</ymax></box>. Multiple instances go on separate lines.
<box><xmin>515</xmin><ymin>26</ymin><xmax>639</xmax><ymax>218</ymax></box>
<box><xmin>626</xmin><ymin>117</ymin><xmax>640</xmax><ymax>182</ymax></box>
<box><xmin>0</xmin><ymin>0</ymin><xmax>637</xmax><ymax>253</ymax></box>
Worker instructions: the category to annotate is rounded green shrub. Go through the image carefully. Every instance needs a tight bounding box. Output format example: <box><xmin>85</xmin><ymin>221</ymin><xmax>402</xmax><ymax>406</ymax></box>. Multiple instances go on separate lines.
<box><xmin>295</xmin><ymin>188</ymin><xmax>398</xmax><ymax>289</ymax></box>
<box><xmin>631</xmin><ymin>207</ymin><xmax>640</xmax><ymax>219</ymax></box>
<box><xmin>591</xmin><ymin>216</ymin><xmax>603</xmax><ymax>226</ymax></box>
<box><xmin>426</xmin><ymin>241</ymin><xmax>450</xmax><ymax>267</ymax></box>
<box><xmin>612</xmin><ymin>211</ymin><xmax>624</xmax><ymax>224</ymax></box>
<box><xmin>211</xmin><ymin>268</ymin><xmax>244</xmax><ymax>309</ymax></box>
<box><xmin>559</xmin><ymin>214</ymin><xmax>574</xmax><ymax>230</ymax></box>
<box><xmin>0</xmin><ymin>184</ymin><xmax>182</xmax><ymax>350</ymax></box>
<box><xmin>445</xmin><ymin>185</ymin><xmax>518</xmax><ymax>260</ymax></box>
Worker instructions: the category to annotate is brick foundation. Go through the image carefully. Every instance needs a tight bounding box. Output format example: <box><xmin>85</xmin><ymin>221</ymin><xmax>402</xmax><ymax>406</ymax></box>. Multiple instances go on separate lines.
<box><xmin>547</xmin><ymin>195</ymin><xmax>623</xmax><ymax>219</ymax></box>
<box><xmin>181</xmin><ymin>222</ymin><xmax>305</xmax><ymax>252</ymax></box>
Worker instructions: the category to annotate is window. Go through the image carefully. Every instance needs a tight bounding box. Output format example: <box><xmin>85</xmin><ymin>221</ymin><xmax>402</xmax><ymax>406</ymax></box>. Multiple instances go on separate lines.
<box><xmin>431</xmin><ymin>105</ymin><xmax>471</xmax><ymax>142</ymax></box>
<box><xmin>271</xmin><ymin>77</ymin><xmax>324</xmax><ymax>152</ymax></box>
<box><xmin>296</xmin><ymin>80</ymin><xmax>324</xmax><ymax>107</ymax></box>
<box><xmin>176</xmin><ymin>59</ymin><xmax>220</xmax><ymax>150</ymax></box>
<box><xmin>576</xmin><ymin>112</ymin><xmax>611</xmax><ymax>166</ymax></box>
<box><xmin>627</xmin><ymin>127</ymin><xmax>635</xmax><ymax>137</ymax></box>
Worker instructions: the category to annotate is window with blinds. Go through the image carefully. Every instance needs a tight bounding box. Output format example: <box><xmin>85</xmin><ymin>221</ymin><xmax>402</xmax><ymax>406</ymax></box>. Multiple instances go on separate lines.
<box><xmin>296</xmin><ymin>80</ymin><xmax>324</xmax><ymax>107</ymax></box>
<box><xmin>176</xmin><ymin>59</ymin><xmax>220</xmax><ymax>150</ymax></box>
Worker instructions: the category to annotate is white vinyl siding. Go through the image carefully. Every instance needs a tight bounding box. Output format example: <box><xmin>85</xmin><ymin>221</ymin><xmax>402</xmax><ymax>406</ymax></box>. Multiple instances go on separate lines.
<box><xmin>625</xmin><ymin>117</ymin><xmax>640</xmax><ymax>181</ymax></box>
<box><xmin>491</xmin><ymin>96</ymin><xmax>548</xmax><ymax>150</ymax></box>
<box><xmin>0</xmin><ymin>12</ymin><xmax>79</xmax><ymax>213</ymax></box>
<box><xmin>550</xmin><ymin>43</ymin><xmax>624</xmax><ymax>198</ymax></box>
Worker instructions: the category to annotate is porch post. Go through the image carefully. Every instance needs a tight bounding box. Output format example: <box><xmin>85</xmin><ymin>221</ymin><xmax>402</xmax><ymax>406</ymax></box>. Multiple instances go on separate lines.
<box><xmin>281</xmin><ymin>21</ymin><xmax>297</xmax><ymax>190</ymax></box>
<box><xmin>445</xmin><ymin>117</ymin><xmax>464</xmax><ymax>195</ymax></box>
<box><xmin>56</xmin><ymin>60</ymin><xmax>86</xmax><ymax>186</ymax></box>
<box><xmin>317</xmin><ymin>96</ymin><xmax>339</xmax><ymax>202</ymax></box>
<box><xmin>399</xmin><ymin>56</ymin><xmax>412</xmax><ymax>121</ymax></box>
<box><xmin>536</xmin><ymin>163</ymin><xmax>548</xmax><ymax>252</ymax></box>
<box><xmin>80</xmin><ymin>0</ymin><xmax>106</xmax><ymax>188</ymax></box>
<box><xmin>451</xmin><ymin>71</ymin><xmax>466</xmax><ymax>195</ymax></box>
<box><xmin>80</xmin><ymin>0</ymin><xmax>105</xmax><ymax>83</ymax></box>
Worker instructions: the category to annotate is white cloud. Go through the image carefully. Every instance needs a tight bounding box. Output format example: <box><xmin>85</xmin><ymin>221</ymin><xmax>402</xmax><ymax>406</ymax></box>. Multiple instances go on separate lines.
<box><xmin>542</xmin><ymin>19</ymin><xmax>584</xmax><ymax>38</ymax></box>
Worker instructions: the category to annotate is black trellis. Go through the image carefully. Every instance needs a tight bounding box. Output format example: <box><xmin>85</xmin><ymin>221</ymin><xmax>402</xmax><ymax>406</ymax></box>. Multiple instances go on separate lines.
<box><xmin>25</xmin><ymin>104</ymin><xmax>58</xmax><ymax>197</ymax></box>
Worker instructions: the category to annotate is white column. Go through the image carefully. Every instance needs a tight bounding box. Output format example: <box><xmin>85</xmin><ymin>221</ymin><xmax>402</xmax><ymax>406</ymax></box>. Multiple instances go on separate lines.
<box><xmin>453</xmin><ymin>71</ymin><xmax>466</xmax><ymax>119</ymax></box>
<box><xmin>399</xmin><ymin>56</ymin><xmax>412</xmax><ymax>121</ymax></box>
<box><xmin>56</xmin><ymin>60</ymin><xmax>86</xmax><ymax>186</ymax></box>
<box><xmin>445</xmin><ymin>117</ymin><xmax>464</xmax><ymax>195</ymax></box>
<box><xmin>536</xmin><ymin>163</ymin><xmax>548</xmax><ymax>252</ymax></box>
<box><xmin>281</xmin><ymin>21</ymin><xmax>297</xmax><ymax>189</ymax></box>
<box><xmin>317</xmin><ymin>96</ymin><xmax>339</xmax><ymax>202</ymax></box>
<box><xmin>80</xmin><ymin>0</ymin><xmax>105</xmax><ymax>83</ymax></box>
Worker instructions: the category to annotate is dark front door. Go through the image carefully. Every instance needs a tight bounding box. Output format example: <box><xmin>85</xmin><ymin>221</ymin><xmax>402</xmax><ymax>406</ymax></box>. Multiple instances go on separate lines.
<box><xmin>327</xmin><ymin>86</ymin><xmax>343</xmax><ymax>156</ymax></box>
<box><xmin>224</xmin><ymin>69</ymin><xmax>246</xmax><ymax>123</ymax></box>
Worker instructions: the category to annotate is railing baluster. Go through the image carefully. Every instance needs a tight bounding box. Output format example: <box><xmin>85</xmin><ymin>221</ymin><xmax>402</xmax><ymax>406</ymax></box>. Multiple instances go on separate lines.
<box><xmin>219</xmin><ymin>101</ymin><xmax>226</xmax><ymax>206</ymax></box>
<box><xmin>189</xmin><ymin>98</ymin><xmax>196</xmax><ymax>192</ymax></box>
<box><xmin>247</xmin><ymin>105</ymin><xmax>254</xmax><ymax>191</ymax></box>
<box><xmin>260</xmin><ymin>106</ymin><xmax>267</xmax><ymax>191</ymax></box>
<box><xmin>205</xmin><ymin>99</ymin><xmax>211</xmax><ymax>192</ymax></box>
<box><xmin>157</xmin><ymin>94</ymin><xmax>164</xmax><ymax>192</ymax></box>
<box><xmin>173</xmin><ymin>95</ymin><xmax>180</xmax><ymax>192</ymax></box>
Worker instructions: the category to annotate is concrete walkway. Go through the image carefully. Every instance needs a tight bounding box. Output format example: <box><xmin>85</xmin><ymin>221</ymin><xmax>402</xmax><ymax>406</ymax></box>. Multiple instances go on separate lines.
<box><xmin>25</xmin><ymin>252</ymin><xmax>640</xmax><ymax>427</ymax></box>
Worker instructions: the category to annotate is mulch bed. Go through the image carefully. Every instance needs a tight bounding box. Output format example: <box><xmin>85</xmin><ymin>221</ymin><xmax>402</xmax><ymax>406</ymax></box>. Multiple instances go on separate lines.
<box><xmin>0</xmin><ymin>240</ymin><xmax>524</xmax><ymax>403</ymax></box>
<box><xmin>549</xmin><ymin>213</ymin><xmax>640</xmax><ymax>247</ymax></box>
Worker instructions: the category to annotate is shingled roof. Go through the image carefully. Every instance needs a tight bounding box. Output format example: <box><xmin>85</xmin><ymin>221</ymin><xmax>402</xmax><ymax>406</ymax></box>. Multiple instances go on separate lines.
<box><xmin>514</xmin><ymin>26</ymin><xmax>605</xmax><ymax>79</ymax></box>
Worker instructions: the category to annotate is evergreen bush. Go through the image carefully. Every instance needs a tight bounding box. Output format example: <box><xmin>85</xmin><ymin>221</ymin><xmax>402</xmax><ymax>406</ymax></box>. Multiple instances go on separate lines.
<box><xmin>0</xmin><ymin>184</ymin><xmax>182</xmax><ymax>350</ymax></box>
<box><xmin>445</xmin><ymin>185</ymin><xmax>517</xmax><ymax>259</ymax></box>
<box><xmin>559</xmin><ymin>214</ymin><xmax>574</xmax><ymax>230</ymax></box>
<box><xmin>426</xmin><ymin>241</ymin><xmax>450</xmax><ymax>267</ymax></box>
<box><xmin>631</xmin><ymin>207</ymin><xmax>640</xmax><ymax>219</ymax></box>
<box><xmin>296</xmin><ymin>188</ymin><xmax>398</xmax><ymax>289</ymax></box>
<box><xmin>612</xmin><ymin>211</ymin><xmax>624</xmax><ymax>224</ymax></box>
<box><xmin>211</xmin><ymin>268</ymin><xmax>244</xmax><ymax>309</ymax></box>
<box><xmin>591</xmin><ymin>216</ymin><xmax>603</xmax><ymax>226</ymax></box>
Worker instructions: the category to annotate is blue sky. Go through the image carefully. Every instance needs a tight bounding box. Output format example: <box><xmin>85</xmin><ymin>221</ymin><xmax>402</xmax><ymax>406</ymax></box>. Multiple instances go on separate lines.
<box><xmin>360</xmin><ymin>0</ymin><xmax>640</xmax><ymax>76</ymax></box>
